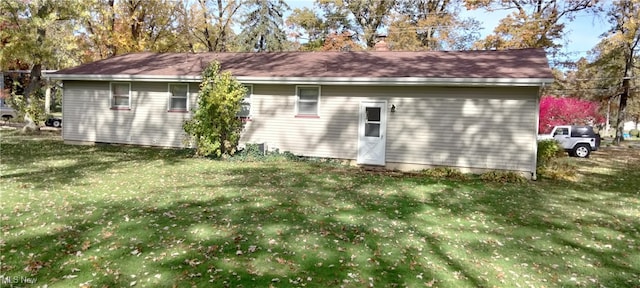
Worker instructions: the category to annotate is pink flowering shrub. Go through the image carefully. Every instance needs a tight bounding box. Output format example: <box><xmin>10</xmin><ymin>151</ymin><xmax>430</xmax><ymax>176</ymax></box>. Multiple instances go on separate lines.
<box><xmin>539</xmin><ymin>96</ymin><xmax>605</xmax><ymax>134</ymax></box>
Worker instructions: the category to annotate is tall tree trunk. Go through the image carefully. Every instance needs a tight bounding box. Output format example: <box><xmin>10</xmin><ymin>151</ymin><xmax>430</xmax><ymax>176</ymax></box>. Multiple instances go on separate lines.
<box><xmin>614</xmin><ymin>77</ymin><xmax>630</xmax><ymax>144</ymax></box>
<box><xmin>200</xmin><ymin>0</ymin><xmax>214</xmax><ymax>51</ymax></box>
<box><xmin>107</xmin><ymin>0</ymin><xmax>117</xmax><ymax>56</ymax></box>
<box><xmin>215</xmin><ymin>0</ymin><xmax>226</xmax><ymax>52</ymax></box>
<box><xmin>614</xmin><ymin>33</ymin><xmax>637</xmax><ymax>144</ymax></box>
<box><xmin>21</xmin><ymin>63</ymin><xmax>42</xmax><ymax>133</ymax></box>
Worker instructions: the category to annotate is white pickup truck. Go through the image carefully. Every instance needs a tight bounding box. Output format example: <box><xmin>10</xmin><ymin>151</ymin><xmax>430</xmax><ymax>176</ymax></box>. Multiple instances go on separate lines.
<box><xmin>538</xmin><ymin>125</ymin><xmax>601</xmax><ymax>158</ymax></box>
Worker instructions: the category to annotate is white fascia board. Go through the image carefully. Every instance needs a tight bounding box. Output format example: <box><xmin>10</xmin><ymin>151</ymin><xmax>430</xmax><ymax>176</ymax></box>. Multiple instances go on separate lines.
<box><xmin>236</xmin><ymin>76</ymin><xmax>554</xmax><ymax>87</ymax></box>
<box><xmin>44</xmin><ymin>74</ymin><xmax>202</xmax><ymax>82</ymax></box>
<box><xmin>44</xmin><ymin>74</ymin><xmax>554</xmax><ymax>87</ymax></box>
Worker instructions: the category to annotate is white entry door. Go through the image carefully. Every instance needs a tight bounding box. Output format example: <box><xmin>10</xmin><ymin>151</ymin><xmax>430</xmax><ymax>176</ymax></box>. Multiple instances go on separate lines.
<box><xmin>357</xmin><ymin>101</ymin><xmax>387</xmax><ymax>165</ymax></box>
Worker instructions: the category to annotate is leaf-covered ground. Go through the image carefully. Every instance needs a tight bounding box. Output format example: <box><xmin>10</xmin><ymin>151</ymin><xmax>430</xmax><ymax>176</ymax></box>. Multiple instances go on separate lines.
<box><xmin>1</xmin><ymin>131</ymin><xmax>638</xmax><ymax>287</ymax></box>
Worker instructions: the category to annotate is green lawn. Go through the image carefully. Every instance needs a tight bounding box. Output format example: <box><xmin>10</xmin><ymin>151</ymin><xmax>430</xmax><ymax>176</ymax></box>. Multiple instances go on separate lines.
<box><xmin>1</xmin><ymin>131</ymin><xmax>638</xmax><ymax>288</ymax></box>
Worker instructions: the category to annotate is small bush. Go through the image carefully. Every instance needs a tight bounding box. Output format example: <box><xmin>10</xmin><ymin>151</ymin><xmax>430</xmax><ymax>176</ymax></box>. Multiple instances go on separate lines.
<box><xmin>423</xmin><ymin>167</ymin><xmax>469</xmax><ymax>180</ymax></box>
<box><xmin>479</xmin><ymin>171</ymin><xmax>527</xmax><ymax>183</ymax></box>
<box><xmin>230</xmin><ymin>144</ymin><xmax>299</xmax><ymax>162</ymax></box>
<box><xmin>229</xmin><ymin>143</ymin><xmax>265</xmax><ymax>161</ymax></box>
<box><xmin>277</xmin><ymin>150</ymin><xmax>299</xmax><ymax>161</ymax></box>
<box><xmin>537</xmin><ymin>139</ymin><xmax>565</xmax><ymax>166</ymax></box>
<box><xmin>298</xmin><ymin>156</ymin><xmax>346</xmax><ymax>167</ymax></box>
<box><xmin>537</xmin><ymin>158</ymin><xmax>577</xmax><ymax>180</ymax></box>
<box><xmin>630</xmin><ymin>129</ymin><xmax>639</xmax><ymax>138</ymax></box>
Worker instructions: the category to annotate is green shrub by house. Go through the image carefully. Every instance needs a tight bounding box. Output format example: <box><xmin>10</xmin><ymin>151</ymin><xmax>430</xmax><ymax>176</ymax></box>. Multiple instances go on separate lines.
<box><xmin>536</xmin><ymin>139</ymin><xmax>576</xmax><ymax>179</ymax></box>
<box><xmin>537</xmin><ymin>139</ymin><xmax>565</xmax><ymax>166</ymax></box>
<box><xmin>183</xmin><ymin>61</ymin><xmax>247</xmax><ymax>157</ymax></box>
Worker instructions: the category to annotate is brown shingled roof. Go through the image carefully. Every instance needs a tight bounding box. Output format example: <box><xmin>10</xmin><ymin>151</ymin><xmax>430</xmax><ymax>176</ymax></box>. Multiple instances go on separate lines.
<box><xmin>51</xmin><ymin>48</ymin><xmax>553</xmax><ymax>79</ymax></box>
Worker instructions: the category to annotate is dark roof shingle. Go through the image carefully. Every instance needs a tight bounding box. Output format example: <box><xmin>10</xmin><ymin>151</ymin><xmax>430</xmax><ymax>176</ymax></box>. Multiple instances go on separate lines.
<box><xmin>51</xmin><ymin>49</ymin><xmax>553</xmax><ymax>79</ymax></box>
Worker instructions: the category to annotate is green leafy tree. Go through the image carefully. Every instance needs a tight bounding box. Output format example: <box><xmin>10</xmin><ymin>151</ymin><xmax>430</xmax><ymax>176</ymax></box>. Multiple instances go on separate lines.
<box><xmin>386</xmin><ymin>14</ymin><xmax>423</xmax><ymax>50</ymax></box>
<box><xmin>186</xmin><ymin>0</ymin><xmax>243</xmax><ymax>52</ymax></box>
<box><xmin>238</xmin><ymin>0</ymin><xmax>290</xmax><ymax>52</ymax></box>
<box><xmin>597</xmin><ymin>0</ymin><xmax>640</xmax><ymax>144</ymax></box>
<box><xmin>285</xmin><ymin>3</ymin><xmax>358</xmax><ymax>51</ymax></box>
<box><xmin>79</xmin><ymin>0</ymin><xmax>189</xmax><ymax>60</ymax></box>
<box><xmin>80</xmin><ymin>0</ymin><xmax>117</xmax><ymax>59</ymax></box>
<box><xmin>1</xmin><ymin>0</ymin><xmax>82</xmax><ymax>131</ymax></box>
<box><xmin>542</xmin><ymin>0</ymin><xmax>640</xmax><ymax>141</ymax></box>
<box><xmin>116</xmin><ymin>0</ymin><xmax>187</xmax><ymax>53</ymax></box>
<box><xmin>318</xmin><ymin>0</ymin><xmax>395</xmax><ymax>49</ymax></box>
<box><xmin>286</xmin><ymin>7</ymin><xmax>326</xmax><ymax>51</ymax></box>
<box><xmin>183</xmin><ymin>62</ymin><xmax>246</xmax><ymax>157</ymax></box>
<box><xmin>465</xmin><ymin>0</ymin><xmax>600</xmax><ymax>56</ymax></box>
<box><xmin>388</xmin><ymin>0</ymin><xmax>481</xmax><ymax>50</ymax></box>
<box><xmin>322</xmin><ymin>31</ymin><xmax>362</xmax><ymax>51</ymax></box>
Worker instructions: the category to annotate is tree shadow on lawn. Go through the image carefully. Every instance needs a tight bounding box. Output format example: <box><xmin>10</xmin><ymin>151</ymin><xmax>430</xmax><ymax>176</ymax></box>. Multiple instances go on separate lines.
<box><xmin>0</xmin><ymin>194</ymin><xmax>427</xmax><ymax>287</ymax></box>
<box><xmin>0</xmin><ymin>138</ymin><xmax>193</xmax><ymax>190</ymax></box>
<box><xmin>572</xmin><ymin>148</ymin><xmax>640</xmax><ymax>196</ymax></box>
<box><xmin>1</xmin><ymin>140</ymin><xmax>638</xmax><ymax>287</ymax></box>
<box><xmin>427</xmin><ymin>149</ymin><xmax>640</xmax><ymax>287</ymax></box>
<box><xmin>3</xmin><ymin>160</ymin><xmax>639</xmax><ymax>287</ymax></box>
<box><xmin>1</xmin><ymin>163</ymin><xmax>494</xmax><ymax>287</ymax></box>
<box><xmin>433</xmin><ymin>180</ymin><xmax>639</xmax><ymax>287</ymax></box>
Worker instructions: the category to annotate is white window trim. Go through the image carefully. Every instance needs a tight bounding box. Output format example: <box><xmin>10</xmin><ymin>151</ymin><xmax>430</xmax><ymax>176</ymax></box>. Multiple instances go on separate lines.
<box><xmin>295</xmin><ymin>85</ymin><xmax>321</xmax><ymax>117</ymax></box>
<box><xmin>167</xmin><ymin>83</ymin><xmax>190</xmax><ymax>111</ymax></box>
<box><xmin>238</xmin><ymin>84</ymin><xmax>252</xmax><ymax>118</ymax></box>
<box><xmin>110</xmin><ymin>82</ymin><xmax>131</xmax><ymax>109</ymax></box>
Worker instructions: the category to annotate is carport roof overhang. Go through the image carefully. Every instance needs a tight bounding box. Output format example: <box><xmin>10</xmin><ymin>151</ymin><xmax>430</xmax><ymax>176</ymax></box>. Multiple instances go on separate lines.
<box><xmin>44</xmin><ymin>74</ymin><xmax>553</xmax><ymax>87</ymax></box>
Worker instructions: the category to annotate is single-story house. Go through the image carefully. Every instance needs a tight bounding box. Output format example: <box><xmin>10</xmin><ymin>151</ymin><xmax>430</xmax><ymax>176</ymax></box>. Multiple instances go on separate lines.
<box><xmin>46</xmin><ymin>48</ymin><xmax>553</xmax><ymax>178</ymax></box>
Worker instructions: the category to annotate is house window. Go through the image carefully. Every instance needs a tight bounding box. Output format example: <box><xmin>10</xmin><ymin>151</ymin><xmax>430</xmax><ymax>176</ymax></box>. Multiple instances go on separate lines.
<box><xmin>237</xmin><ymin>84</ymin><xmax>252</xmax><ymax>118</ymax></box>
<box><xmin>168</xmin><ymin>83</ymin><xmax>189</xmax><ymax>111</ymax></box>
<box><xmin>296</xmin><ymin>86</ymin><xmax>320</xmax><ymax>117</ymax></box>
<box><xmin>111</xmin><ymin>82</ymin><xmax>131</xmax><ymax>109</ymax></box>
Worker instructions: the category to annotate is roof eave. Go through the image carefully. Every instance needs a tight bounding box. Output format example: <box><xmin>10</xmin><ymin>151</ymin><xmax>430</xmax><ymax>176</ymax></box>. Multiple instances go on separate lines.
<box><xmin>44</xmin><ymin>74</ymin><xmax>553</xmax><ymax>87</ymax></box>
<box><xmin>237</xmin><ymin>77</ymin><xmax>554</xmax><ymax>87</ymax></box>
<box><xmin>44</xmin><ymin>74</ymin><xmax>202</xmax><ymax>82</ymax></box>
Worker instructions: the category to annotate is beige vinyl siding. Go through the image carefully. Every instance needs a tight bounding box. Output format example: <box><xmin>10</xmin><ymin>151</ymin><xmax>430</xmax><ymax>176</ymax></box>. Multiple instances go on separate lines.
<box><xmin>345</xmin><ymin>86</ymin><xmax>536</xmax><ymax>172</ymax></box>
<box><xmin>384</xmin><ymin>95</ymin><xmax>536</xmax><ymax>172</ymax></box>
<box><xmin>62</xmin><ymin>81</ymin><xmax>100</xmax><ymax>142</ymax></box>
<box><xmin>63</xmin><ymin>80</ymin><xmax>537</xmax><ymax>173</ymax></box>
<box><xmin>62</xmin><ymin>81</ymin><xmax>197</xmax><ymax>147</ymax></box>
<box><xmin>240</xmin><ymin>84</ymin><xmax>359</xmax><ymax>159</ymax></box>
<box><xmin>241</xmin><ymin>85</ymin><xmax>537</xmax><ymax>172</ymax></box>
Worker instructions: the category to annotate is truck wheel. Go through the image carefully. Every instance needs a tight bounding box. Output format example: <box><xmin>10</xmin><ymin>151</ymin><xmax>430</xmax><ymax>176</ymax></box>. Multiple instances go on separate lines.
<box><xmin>573</xmin><ymin>144</ymin><xmax>590</xmax><ymax>158</ymax></box>
<box><xmin>52</xmin><ymin>120</ymin><xmax>61</xmax><ymax>128</ymax></box>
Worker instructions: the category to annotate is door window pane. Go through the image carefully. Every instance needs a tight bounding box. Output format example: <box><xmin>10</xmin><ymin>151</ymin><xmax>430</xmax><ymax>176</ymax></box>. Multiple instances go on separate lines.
<box><xmin>365</xmin><ymin>123</ymin><xmax>380</xmax><ymax>137</ymax></box>
<box><xmin>366</xmin><ymin>107</ymin><xmax>381</xmax><ymax>121</ymax></box>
